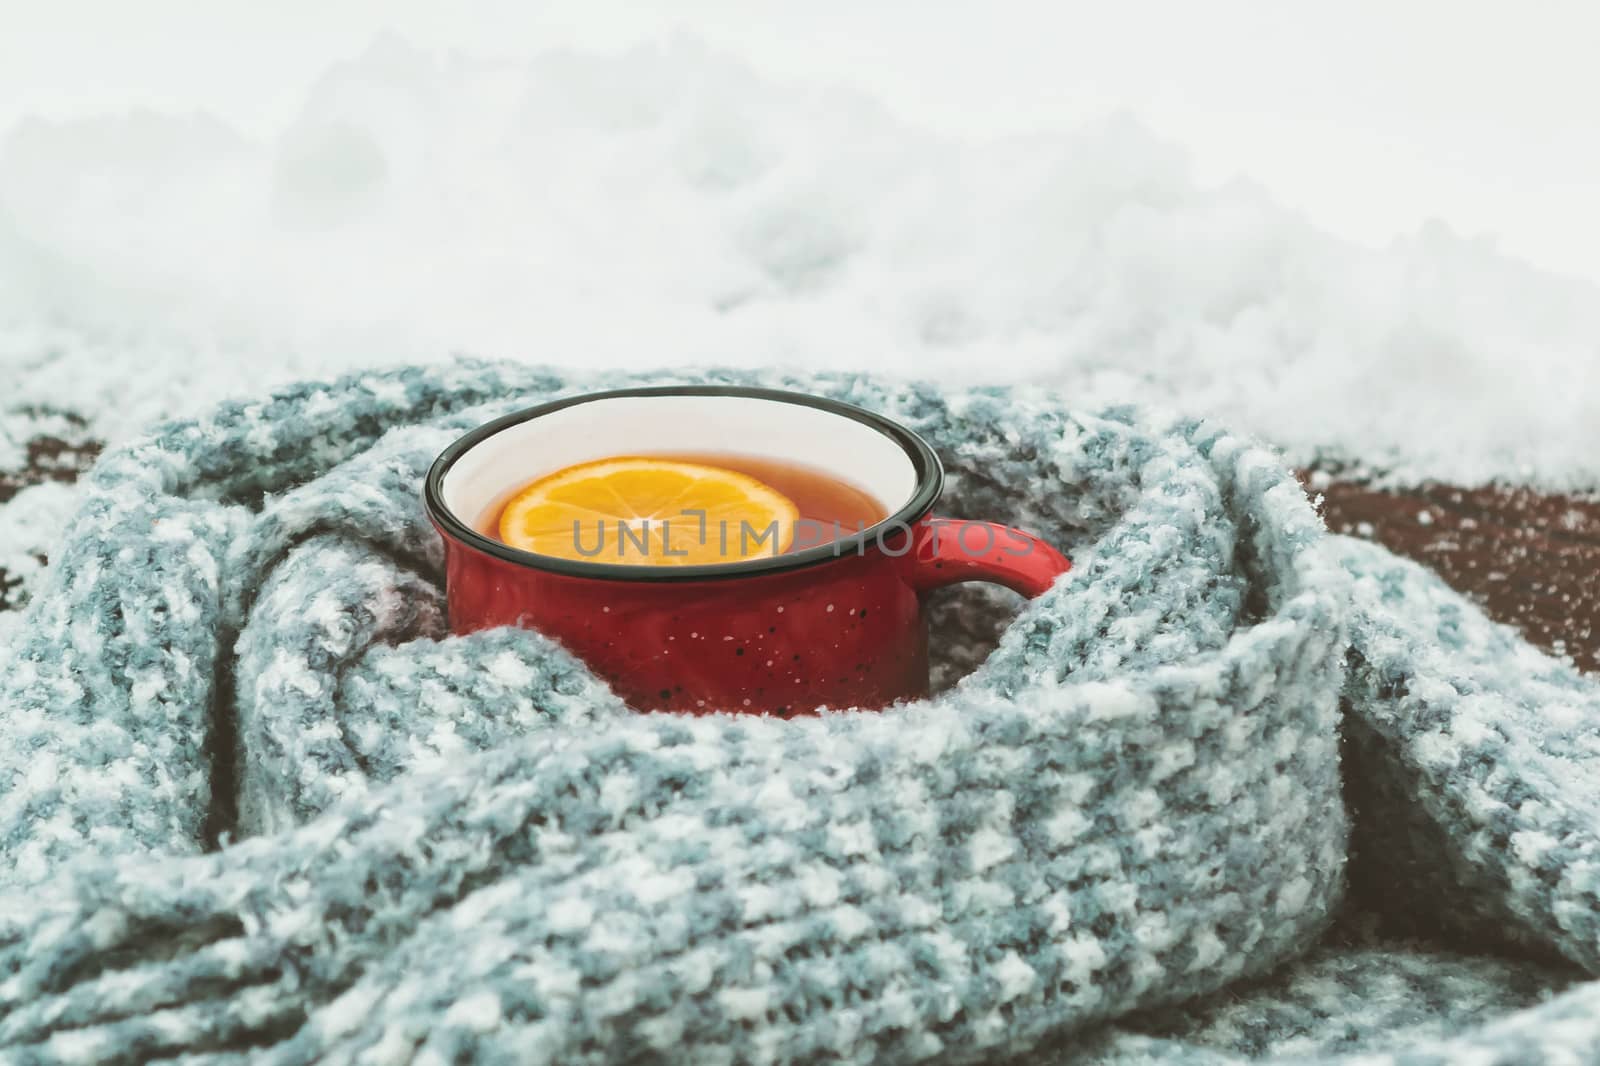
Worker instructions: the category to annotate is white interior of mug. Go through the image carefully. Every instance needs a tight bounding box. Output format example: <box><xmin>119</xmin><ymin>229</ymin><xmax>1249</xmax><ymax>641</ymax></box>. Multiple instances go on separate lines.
<box><xmin>440</xmin><ymin>393</ymin><xmax>921</xmax><ymax>530</ymax></box>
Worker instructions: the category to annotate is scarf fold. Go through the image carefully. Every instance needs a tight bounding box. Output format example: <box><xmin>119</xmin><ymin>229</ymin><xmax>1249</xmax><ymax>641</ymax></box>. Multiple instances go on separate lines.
<box><xmin>0</xmin><ymin>362</ymin><xmax>1595</xmax><ymax>1064</ymax></box>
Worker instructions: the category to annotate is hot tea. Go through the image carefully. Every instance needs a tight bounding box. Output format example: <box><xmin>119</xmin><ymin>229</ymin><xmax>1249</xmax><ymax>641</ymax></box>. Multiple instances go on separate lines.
<box><xmin>482</xmin><ymin>453</ymin><xmax>887</xmax><ymax>565</ymax></box>
<box><xmin>669</xmin><ymin>452</ymin><xmax>886</xmax><ymax>536</ymax></box>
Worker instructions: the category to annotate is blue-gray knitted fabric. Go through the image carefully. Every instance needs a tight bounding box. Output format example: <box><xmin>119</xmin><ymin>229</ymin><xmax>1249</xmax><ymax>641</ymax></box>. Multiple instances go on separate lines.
<box><xmin>1</xmin><ymin>361</ymin><xmax>1596</xmax><ymax>1064</ymax></box>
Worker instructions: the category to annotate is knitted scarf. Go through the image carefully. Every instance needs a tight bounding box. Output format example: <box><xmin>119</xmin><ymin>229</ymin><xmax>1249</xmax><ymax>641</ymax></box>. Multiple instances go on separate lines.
<box><xmin>1</xmin><ymin>361</ymin><xmax>1595</xmax><ymax>1065</ymax></box>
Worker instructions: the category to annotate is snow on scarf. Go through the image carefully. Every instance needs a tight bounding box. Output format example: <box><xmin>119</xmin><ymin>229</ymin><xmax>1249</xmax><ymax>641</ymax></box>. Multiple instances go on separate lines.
<box><xmin>0</xmin><ymin>362</ymin><xmax>1594</xmax><ymax>1064</ymax></box>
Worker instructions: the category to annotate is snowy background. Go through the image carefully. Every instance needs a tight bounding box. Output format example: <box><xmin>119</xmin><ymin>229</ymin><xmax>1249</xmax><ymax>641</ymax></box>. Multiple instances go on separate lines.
<box><xmin>3</xmin><ymin>1</ymin><xmax>1598</xmax><ymax>490</ymax></box>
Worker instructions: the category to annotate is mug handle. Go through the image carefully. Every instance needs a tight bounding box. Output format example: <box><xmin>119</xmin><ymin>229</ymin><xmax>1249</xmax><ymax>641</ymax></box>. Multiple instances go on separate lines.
<box><xmin>899</xmin><ymin>517</ymin><xmax>1071</xmax><ymax>598</ymax></box>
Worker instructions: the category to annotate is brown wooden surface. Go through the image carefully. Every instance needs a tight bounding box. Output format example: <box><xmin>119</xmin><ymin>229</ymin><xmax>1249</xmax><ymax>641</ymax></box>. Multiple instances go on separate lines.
<box><xmin>1307</xmin><ymin>473</ymin><xmax>1600</xmax><ymax>674</ymax></box>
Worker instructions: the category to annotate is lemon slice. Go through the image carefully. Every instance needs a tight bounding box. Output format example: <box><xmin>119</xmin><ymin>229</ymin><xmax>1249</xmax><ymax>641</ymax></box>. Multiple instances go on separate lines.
<box><xmin>498</xmin><ymin>457</ymin><xmax>800</xmax><ymax>566</ymax></box>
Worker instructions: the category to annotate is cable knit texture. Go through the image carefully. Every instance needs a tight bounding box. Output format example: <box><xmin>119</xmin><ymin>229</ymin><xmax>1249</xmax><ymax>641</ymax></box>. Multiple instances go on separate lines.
<box><xmin>0</xmin><ymin>361</ymin><xmax>1595</xmax><ymax>1064</ymax></box>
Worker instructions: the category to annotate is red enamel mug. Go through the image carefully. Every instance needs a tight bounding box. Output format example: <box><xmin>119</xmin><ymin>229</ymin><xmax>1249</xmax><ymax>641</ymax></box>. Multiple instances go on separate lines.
<box><xmin>424</xmin><ymin>386</ymin><xmax>1070</xmax><ymax>714</ymax></box>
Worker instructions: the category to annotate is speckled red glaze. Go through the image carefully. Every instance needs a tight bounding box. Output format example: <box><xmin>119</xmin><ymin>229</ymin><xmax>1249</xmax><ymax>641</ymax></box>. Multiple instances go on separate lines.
<box><xmin>435</xmin><ymin>514</ymin><xmax>1069</xmax><ymax>715</ymax></box>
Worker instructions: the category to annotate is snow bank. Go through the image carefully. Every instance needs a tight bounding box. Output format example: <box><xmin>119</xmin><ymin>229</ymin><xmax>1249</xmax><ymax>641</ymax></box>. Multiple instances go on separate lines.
<box><xmin>2</xmin><ymin>36</ymin><xmax>1596</xmax><ymax>487</ymax></box>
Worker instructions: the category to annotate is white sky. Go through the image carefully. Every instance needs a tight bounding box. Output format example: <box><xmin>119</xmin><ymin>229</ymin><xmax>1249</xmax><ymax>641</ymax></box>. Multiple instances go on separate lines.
<box><xmin>2</xmin><ymin>0</ymin><xmax>1598</xmax><ymax>283</ymax></box>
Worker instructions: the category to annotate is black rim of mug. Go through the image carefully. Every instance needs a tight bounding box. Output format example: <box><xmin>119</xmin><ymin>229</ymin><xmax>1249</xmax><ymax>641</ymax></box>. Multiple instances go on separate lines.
<box><xmin>424</xmin><ymin>385</ymin><xmax>945</xmax><ymax>583</ymax></box>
